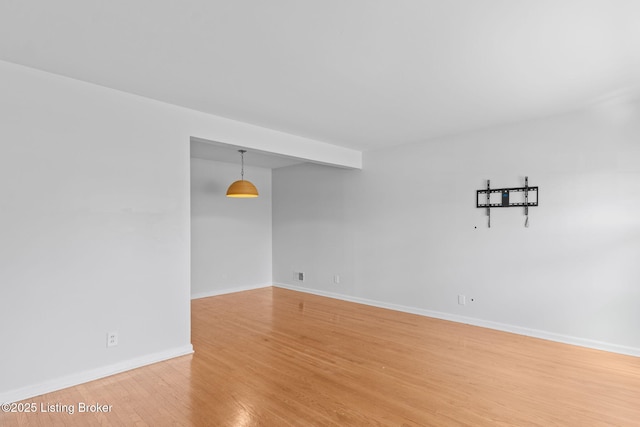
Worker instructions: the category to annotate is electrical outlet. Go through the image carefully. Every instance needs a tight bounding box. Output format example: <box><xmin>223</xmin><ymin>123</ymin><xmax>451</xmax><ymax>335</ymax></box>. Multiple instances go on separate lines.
<box><xmin>107</xmin><ymin>332</ymin><xmax>118</xmax><ymax>348</ymax></box>
<box><xmin>458</xmin><ymin>295</ymin><xmax>466</xmax><ymax>305</ymax></box>
<box><xmin>298</xmin><ymin>272</ymin><xmax>304</xmax><ymax>282</ymax></box>
<box><xmin>333</xmin><ymin>275</ymin><xmax>340</xmax><ymax>284</ymax></box>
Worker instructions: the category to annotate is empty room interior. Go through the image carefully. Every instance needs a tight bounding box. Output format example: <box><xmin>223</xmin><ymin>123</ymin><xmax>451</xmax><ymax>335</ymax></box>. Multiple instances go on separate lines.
<box><xmin>1</xmin><ymin>1</ymin><xmax>639</xmax><ymax>425</ymax></box>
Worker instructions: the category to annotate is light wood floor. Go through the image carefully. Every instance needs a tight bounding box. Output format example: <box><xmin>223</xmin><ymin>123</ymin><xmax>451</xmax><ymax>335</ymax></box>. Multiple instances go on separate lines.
<box><xmin>2</xmin><ymin>287</ymin><xmax>639</xmax><ymax>426</ymax></box>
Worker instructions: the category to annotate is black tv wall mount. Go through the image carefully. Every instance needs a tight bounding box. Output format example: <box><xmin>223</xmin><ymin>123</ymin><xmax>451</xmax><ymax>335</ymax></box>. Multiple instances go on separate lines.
<box><xmin>476</xmin><ymin>177</ymin><xmax>538</xmax><ymax>228</ymax></box>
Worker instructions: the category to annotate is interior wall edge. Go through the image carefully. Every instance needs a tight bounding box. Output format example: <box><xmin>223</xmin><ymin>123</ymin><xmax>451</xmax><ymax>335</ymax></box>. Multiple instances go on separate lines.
<box><xmin>191</xmin><ymin>284</ymin><xmax>271</xmax><ymax>300</ymax></box>
<box><xmin>0</xmin><ymin>345</ymin><xmax>194</xmax><ymax>404</ymax></box>
<box><xmin>273</xmin><ymin>283</ymin><xmax>640</xmax><ymax>358</ymax></box>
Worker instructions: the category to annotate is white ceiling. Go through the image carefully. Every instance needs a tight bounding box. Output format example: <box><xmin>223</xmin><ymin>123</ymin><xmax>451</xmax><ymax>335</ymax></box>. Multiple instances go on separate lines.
<box><xmin>1</xmin><ymin>1</ymin><xmax>639</xmax><ymax>153</ymax></box>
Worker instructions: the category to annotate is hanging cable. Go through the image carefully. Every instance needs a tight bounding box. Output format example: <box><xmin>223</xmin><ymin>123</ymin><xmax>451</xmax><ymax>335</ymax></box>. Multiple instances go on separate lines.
<box><xmin>240</xmin><ymin>149</ymin><xmax>245</xmax><ymax>180</ymax></box>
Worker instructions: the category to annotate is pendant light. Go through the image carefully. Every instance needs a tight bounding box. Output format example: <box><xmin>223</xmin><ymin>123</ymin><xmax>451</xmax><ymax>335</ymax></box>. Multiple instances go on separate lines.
<box><xmin>226</xmin><ymin>149</ymin><xmax>259</xmax><ymax>198</ymax></box>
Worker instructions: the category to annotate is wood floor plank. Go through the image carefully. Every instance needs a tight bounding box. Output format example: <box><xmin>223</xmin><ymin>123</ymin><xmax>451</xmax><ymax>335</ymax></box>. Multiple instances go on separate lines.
<box><xmin>1</xmin><ymin>287</ymin><xmax>639</xmax><ymax>426</ymax></box>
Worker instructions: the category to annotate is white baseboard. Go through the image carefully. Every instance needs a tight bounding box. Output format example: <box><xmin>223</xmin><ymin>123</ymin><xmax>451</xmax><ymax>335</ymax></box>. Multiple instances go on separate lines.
<box><xmin>0</xmin><ymin>345</ymin><xmax>194</xmax><ymax>404</ymax></box>
<box><xmin>191</xmin><ymin>283</ymin><xmax>270</xmax><ymax>300</ymax></box>
<box><xmin>274</xmin><ymin>283</ymin><xmax>640</xmax><ymax>358</ymax></box>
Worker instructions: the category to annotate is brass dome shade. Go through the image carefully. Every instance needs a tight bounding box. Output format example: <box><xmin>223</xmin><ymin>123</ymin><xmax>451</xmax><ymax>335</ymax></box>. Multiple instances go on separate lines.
<box><xmin>226</xmin><ymin>179</ymin><xmax>259</xmax><ymax>198</ymax></box>
<box><xmin>226</xmin><ymin>149</ymin><xmax>259</xmax><ymax>198</ymax></box>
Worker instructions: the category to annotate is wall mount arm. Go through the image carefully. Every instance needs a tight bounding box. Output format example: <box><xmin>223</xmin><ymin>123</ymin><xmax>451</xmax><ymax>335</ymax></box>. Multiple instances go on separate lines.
<box><xmin>476</xmin><ymin>177</ymin><xmax>538</xmax><ymax>227</ymax></box>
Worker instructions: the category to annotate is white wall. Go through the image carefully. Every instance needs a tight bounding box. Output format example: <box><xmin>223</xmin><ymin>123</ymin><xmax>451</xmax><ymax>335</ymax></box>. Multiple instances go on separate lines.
<box><xmin>0</xmin><ymin>62</ymin><xmax>192</xmax><ymax>401</ymax></box>
<box><xmin>191</xmin><ymin>157</ymin><xmax>272</xmax><ymax>298</ymax></box>
<box><xmin>0</xmin><ymin>60</ymin><xmax>354</xmax><ymax>402</ymax></box>
<box><xmin>273</xmin><ymin>101</ymin><xmax>640</xmax><ymax>356</ymax></box>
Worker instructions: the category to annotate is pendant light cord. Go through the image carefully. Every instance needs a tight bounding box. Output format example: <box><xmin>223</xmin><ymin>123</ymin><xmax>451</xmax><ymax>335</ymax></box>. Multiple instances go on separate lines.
<box><xmin>239</xmin><ymin>149</ymin><xmax>246</xmax><ymax>180</ymax></box>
